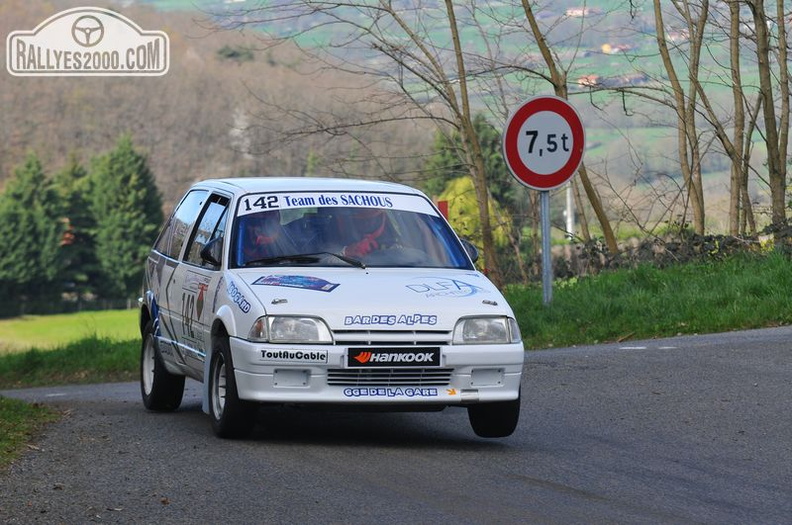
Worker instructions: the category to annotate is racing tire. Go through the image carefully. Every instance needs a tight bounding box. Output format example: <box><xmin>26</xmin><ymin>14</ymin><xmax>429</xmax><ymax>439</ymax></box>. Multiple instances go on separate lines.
<box><xmin>467</xmin><ymin>391</ymin><xmax>521</xmax><ymax>438</ymax></box>
<box><xmin>209</xmin><ymin>337</ymin><xmax>257</xmax><ymax>439</ymax></box>
<box><xmin>140</xmin><ymin>321</ymin><xmax>185</xmax><ymax>412</ymax></box>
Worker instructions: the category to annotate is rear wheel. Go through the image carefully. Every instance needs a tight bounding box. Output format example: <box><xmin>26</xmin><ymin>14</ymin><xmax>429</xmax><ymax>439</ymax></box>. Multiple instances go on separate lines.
<box><xmin>209</xmin><ymin>337</ymin><xmax>257</xmax><ymax>438</ymax></box>
<box><xmin>140</xmin><ymin>321</ymin><xmax>185</xmax><ymax>411</ymax></box>
<box><xmin>467</xmin><ymin>391</ymin><xmax>521</xmax><ymax>438</ymax></box>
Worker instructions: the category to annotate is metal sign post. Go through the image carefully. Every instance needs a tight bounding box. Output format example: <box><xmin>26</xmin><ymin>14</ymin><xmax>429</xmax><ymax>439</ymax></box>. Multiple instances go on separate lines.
<box><xmin>502</xmin><ymin>95</ymin><xmax>585</xmax><ymax>305</ymax></box>
<box><xmin>540</xmin><ymin>191</ymin><xmax>553</xmax><ymax>304</ymax></box>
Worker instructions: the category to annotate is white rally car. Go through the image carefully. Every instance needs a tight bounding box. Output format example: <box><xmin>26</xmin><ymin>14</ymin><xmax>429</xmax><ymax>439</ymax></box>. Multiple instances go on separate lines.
<box><xmin>139</xmin><ymin>177</ymin><xmax>524</xmax><ymax>438</ymax></box>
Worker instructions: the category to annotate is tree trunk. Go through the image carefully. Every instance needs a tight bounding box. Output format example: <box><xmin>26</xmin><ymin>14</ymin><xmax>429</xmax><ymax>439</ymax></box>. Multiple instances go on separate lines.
<box><xmin>749</xmin><ymin>0</ymin><xmax>786</xmax><ymax>230</ymax></box>
<box><xmin>442</xmin><ymin>0</ymin><xmax>503</xmax><ymax>286</ymax></box>
<box><xmin>653</xmin><ymin>0</ymin><xmax>707</xmax><ymax>234</ymax></box>
<box><xmin>572</xmin><ymin>179</ymin><xmax>591</xmax><ymax>243</ymax></box>
<box><xmin>728</xmin><ymin>1</ymin><xmax>746</xmax><ymax>235</ymax></box>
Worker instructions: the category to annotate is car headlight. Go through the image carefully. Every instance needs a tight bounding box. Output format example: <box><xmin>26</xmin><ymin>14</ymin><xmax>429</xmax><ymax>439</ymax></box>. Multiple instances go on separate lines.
<box><xmin>453</xmin><ymin>317</ymin><xmax>521</xmax><ymax>345</ymax></box>
<box><xmin>248</xmin><ymin>316</ymin><xmax>333</xmax><ymax>344</ymax></box>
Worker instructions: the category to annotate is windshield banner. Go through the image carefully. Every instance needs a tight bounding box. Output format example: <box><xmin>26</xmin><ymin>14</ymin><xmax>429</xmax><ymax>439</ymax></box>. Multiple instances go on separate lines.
<box><xmin>237</xmin><ymin>192</ymin><xmax>437</xmax><ymax>217</ymax></box>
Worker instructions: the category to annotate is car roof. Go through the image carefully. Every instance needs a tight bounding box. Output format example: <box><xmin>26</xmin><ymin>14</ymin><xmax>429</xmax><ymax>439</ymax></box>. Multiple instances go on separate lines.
<box><xmin>190</xmin><ymin>177</ymin><xmax>425</xmax><ymax>197</ymax></box>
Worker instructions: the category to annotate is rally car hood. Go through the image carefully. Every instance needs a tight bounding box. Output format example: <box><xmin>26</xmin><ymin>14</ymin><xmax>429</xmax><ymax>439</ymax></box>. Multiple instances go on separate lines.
<box><xmin>233</xmin><ymin>268</ymin><xmax>512</xmax><ymax>331</ymax></box>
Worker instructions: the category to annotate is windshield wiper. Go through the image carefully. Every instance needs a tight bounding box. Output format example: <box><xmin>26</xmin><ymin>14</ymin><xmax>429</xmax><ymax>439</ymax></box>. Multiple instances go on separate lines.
<box><xmin>245</xmin><ymin>254</ymin><xmax>321</xmax><ymax>266</ymax></box>
<box><xmin>303</xmin><ymin>251</ymin><xmax>366</xmax><ymax>269</ymax></box>
<box><xmin>245</xmin><ymin>252</ymin><xmax>366</xmax><ymax>269</ymax></box>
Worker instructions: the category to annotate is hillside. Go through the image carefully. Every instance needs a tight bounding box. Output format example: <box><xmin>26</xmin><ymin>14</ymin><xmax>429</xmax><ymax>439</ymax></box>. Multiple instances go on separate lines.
<box><xmin>0</xmin><ymin>0</ymin><xmax>432</xmax><ymax>205</ymax></box>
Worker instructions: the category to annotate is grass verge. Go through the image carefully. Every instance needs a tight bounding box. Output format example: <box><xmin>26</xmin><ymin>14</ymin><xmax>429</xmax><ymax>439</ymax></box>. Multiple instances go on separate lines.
<box><xmin>0</xmin><ymin>397</ymin><xmax>60</xmax><ymax>469</ymax></box>
<box><xmin>0</xmin><ymin>336</ymin><xmax>139</xmax><ymax>390</ymax></box>
<box><xmin>504</xmin><ymin>252</ymin><xmax>792</xmax><ymax>348</ymax></box>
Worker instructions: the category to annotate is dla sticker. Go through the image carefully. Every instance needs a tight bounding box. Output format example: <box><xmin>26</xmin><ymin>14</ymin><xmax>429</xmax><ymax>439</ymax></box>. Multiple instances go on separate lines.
<box><xmin>406</xmin><ymin>277</ymin><xmax>487</xmax><ymax>298</ymax></box>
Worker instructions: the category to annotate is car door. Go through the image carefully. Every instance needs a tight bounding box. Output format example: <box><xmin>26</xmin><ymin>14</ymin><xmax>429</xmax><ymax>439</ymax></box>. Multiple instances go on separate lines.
<box><xmin>151</xmin><ymin>188</ymin><xmax>209</xmax><ymax>366</ymax></box>
<box><xmin>169</xmin><ymin>192</ymin><xmax>230</xmax><ymax>378</ymax></box>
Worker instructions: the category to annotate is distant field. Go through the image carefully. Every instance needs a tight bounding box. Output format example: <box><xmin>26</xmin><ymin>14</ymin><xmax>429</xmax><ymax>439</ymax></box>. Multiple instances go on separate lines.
<box><xmin>0</xmin><ymin>310</ymin><xmax>139</xmax><ymax>353</ymax></box>
<box><xmin>139</xmin><ymin>0</ymin><xmax>221</xmax><ymax>11</ymax></box>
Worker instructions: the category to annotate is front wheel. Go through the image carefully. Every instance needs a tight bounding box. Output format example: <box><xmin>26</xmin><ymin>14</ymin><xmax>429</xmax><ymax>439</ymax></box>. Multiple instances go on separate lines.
<box><xmin>140</xmin><ymin>321</ymin><xmax>185</xmax><ymax>411</ymax></box>
<box><xmin>467</xmin><ymin>392</ymin><xmax>521</xmax><ymax>438</ymax></box>
<box><xmin>208</xmin><ymin>337</ymin><xmax>257</xmax><ymax>438</ymax></box>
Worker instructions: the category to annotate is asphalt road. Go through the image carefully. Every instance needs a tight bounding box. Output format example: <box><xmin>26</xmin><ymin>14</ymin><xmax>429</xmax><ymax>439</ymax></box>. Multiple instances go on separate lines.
<box><xmin>1</xmin><ymin>327</ymin><xmax>790</xmax><ymax>524</ymax></box>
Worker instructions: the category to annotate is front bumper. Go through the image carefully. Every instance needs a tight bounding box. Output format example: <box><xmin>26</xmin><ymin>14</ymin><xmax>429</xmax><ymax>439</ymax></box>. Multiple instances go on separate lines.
<box><xmin>229</xmin><ymin>337</ymin><xmax>524</xmax><ymax>406</ymax></box>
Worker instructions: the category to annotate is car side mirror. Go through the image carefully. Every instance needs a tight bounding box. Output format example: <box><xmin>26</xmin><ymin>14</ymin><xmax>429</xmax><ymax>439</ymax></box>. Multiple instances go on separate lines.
<box><xmin>460</xmin><ymin>239</ymin><xmax>479</xmax><ymax>263</ymax></box>
<box><xmin>200</xmin><ymin>237</ymin><xmax>223</xmax><ymax>268</ymax></box>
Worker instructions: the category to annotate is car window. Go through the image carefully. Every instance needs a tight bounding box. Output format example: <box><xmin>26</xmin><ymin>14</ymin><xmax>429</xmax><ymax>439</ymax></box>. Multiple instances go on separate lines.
<box><xmin>153</xmin><ymin>189</ymin><xmax>209</xmax><ymax>260</ymax></box>
<box><xmin>184</xmin><ymin>194</ymin><xmax>230</xmax><ymax>267</ymax></box>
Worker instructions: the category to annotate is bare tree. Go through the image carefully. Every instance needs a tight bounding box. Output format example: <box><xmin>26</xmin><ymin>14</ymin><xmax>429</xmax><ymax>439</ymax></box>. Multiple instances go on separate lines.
<box><xmin>650</xmin><ymin>0</ymin><xmax>707</xmax><ymax>234</ymax></box>
<box><xmin>612</xmin><ymin>0</ymin><xmax>788</xmax><ymax>238</ymax></box>
<box><xmin>686</xmin><ymin>0</ymin><xmax>764</xmax><ymax>236</ymax></box>
<box><xmin>747</xmin><ymin>0</ymin><xmax>790</xmax><ymax>236</ymax></box>
<box><xmin>518</xmin><ymin>0</ymin><xmax>619</xmax><ymax>253</ymax></box>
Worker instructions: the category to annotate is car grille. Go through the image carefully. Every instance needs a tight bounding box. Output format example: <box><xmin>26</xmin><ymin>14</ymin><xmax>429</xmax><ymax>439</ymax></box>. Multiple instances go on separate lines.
<box><xmin>332</xmin><ymin>329</ymin><xmax>452</xmax><ymax>346</ymax></box>
<box><xmin>327</xmin><ymin>368</ymin><xmax>454</xmax><ymax>387</ymax></box>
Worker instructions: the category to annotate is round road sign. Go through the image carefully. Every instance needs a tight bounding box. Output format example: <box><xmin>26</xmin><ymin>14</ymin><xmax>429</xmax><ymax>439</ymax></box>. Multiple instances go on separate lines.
<box><xmin>502</xmin><ymin>95</ymin><xmax>585</xmax><ymax>191</ymax></box>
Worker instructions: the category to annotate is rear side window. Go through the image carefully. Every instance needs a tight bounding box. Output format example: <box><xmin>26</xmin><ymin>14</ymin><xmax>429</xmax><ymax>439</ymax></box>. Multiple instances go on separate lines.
<box><xmin>185</xmin><ymin>194</ymin><xmax>230</xmax><ymax>266</ymax></box>
<box><xmin>153</xmin><ymin>189</ymin><xmax>208</xmax><ymax>259</ymax></box>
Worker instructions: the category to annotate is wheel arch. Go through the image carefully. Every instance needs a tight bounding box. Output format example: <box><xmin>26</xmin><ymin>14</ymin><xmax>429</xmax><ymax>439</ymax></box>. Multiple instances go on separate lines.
<box><xmin>202</xmin><ymin>315</ymin><xmax>232</xmax><ymax>414</ymax></box>
<box><xmin>139</xmin><ymin>290</ymin><xmax>158</xmax><ymax>336</ymax></box>
<box><xmin>213</xmin><ymin>304</ymin><xmax>237</xmax><ymax>337</ymax></box>
<box><xmin>139</xmin><ymin>306</ymin><xmax>151</xmax><ymax>336</ymax></box>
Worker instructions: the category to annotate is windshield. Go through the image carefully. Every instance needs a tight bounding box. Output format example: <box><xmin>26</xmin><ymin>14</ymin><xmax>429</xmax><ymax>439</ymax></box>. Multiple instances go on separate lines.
<box><xmin>230</xmin><ymin>191</ymin><xmax>473</xmax><ymax>269</ymax></box>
